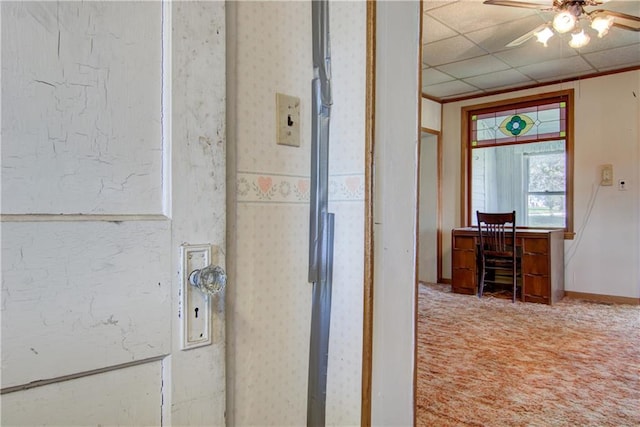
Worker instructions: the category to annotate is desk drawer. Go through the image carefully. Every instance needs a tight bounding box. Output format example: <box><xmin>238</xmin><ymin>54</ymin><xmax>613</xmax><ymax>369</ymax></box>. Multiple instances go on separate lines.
<box><xmin>523</xmin><ymin>274</ymin><xmax>550</xmax><ymax>298</ymax></box>
<box><xmin>522</xmin><ymin>253</ymin><xmax>549</xmax><ymax>275</ymax></box>
<box><xmin>453</xmin><ymin>235</ymin><xmax>476</xmax><ymax>250</ymax></box>
<box><xmin>523</xmin><ymin>237</ymin><xmax>549</xmax><ymax>255</ymax></box>
<box><xmin>452</xmin><ymin>249</ymin><xmax>476</xmax><ymax>269</ymax></box>
<box><xmin>452</xmin><ymin>268</ymin><xmax>476</xmax><ymax>293</ymax></box>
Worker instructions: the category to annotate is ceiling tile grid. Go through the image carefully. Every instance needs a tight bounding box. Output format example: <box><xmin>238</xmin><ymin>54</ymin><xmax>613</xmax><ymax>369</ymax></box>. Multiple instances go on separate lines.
<box><xmin>422</xmin><ymin>0</ymin><xmax>640</xmax><ymax>101</ymax></box>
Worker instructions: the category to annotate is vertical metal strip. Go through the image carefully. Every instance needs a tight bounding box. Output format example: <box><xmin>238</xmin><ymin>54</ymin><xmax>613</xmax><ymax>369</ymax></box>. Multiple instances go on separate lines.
<box><xmin>309</xmin><ymin>0</ymin><xmax>332</xmax><ymax>283</ymax></box>
<box><xmin>308</xmin><ymin>1</ymin><xmax>334</xmax><ymax>426</ymax></box>
<box><xmin>307</xmin><ymin>213</ymin><xmax>334</xmax><ymax>426</ymax></box>
<box><xmin>308</xmin><ymin>78</ymin><xmax>321</xmax><ymax>282</ymax></box>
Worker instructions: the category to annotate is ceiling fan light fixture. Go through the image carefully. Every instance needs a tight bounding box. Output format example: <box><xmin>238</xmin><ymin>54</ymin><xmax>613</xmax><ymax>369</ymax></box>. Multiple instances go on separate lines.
<box><xmin>553</xmin><ymin>11</ymin><xmax>577</xmax><ymax>33</ymax></box>
<box><xmin>591</xmin><ymin>15</ymin><xmax>614</xmax><ymax>38</ymax></box>
<box><xmin>534</xmin><ymin>26</ymin><xmax>554</xmax><ymax>47</ymax></box>
<box><xmin>569</xmin><ymin>29</ymin><xmax>591</xmax><ymax>48</ymax></box>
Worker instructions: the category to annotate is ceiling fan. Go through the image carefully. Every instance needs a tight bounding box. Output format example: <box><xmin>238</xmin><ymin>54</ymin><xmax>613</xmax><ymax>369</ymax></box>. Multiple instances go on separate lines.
<box><xmin>484</xmin><ymin>0</ymin><xmax>640</xmax><ymax>49</ymax></box>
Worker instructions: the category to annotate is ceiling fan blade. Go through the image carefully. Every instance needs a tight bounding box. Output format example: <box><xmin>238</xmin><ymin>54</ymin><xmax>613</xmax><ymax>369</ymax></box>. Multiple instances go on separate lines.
<box><xmin>506</xmin><ymin>23</ymin><xmax>549</xmax><ymax>47</ymax></box>
<box><xmin>483</xmin><ymin>0</ymin><xmax>552</xmax><ymax>10</ymax></box>
<box><xmin>592</xmin><ymin>9</ymin><xmax>640</xmax><ymax>23</ymax></box>
<box><xmin>612</xmin><ymin>22</ymin><xmax>640</xmax><ymax>31</ymax></box>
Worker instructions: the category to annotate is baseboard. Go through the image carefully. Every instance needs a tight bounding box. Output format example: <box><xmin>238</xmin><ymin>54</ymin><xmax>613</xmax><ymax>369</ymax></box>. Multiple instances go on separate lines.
<box><xmin>564</xmin><ymin>291</ymin><xmax>639</xmax><ymax>306</ymax></box>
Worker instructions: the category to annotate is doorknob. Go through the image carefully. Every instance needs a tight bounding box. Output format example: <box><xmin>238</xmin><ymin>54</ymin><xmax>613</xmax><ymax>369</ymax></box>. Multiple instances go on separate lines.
<box><xmin>189</xmin><ymin>264</ymin><xmax>227</xmax><ymax>296</ymax></box>
<box><xmin>180</xmin><ymin>245</ymin><xmax>224</xmax><ymax>350</ymax></box>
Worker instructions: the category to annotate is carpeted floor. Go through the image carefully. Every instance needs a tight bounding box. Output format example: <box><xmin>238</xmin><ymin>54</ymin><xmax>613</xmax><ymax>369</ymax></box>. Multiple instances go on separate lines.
<box><xmin>416</xmin><ymin>283</ymin><xmax>640</xmax><ymax>427</ymax></box>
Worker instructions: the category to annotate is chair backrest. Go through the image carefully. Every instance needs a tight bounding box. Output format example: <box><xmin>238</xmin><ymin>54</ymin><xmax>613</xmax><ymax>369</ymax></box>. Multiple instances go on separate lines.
<box><xmin>476</xmin><ymin>211</ymin><xmax>516</xmax><ymax>254</ymax></box>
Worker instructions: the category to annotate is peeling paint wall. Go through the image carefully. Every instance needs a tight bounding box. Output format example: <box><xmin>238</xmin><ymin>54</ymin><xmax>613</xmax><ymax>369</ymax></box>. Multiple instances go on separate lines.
<box><xmin>2</xmin><ymin>1</ymin><xmax>164</xmax><ymax>215</ymax></box>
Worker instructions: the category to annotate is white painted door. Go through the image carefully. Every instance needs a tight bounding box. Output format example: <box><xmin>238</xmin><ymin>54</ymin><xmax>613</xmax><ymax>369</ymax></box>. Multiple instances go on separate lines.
<box><xmin>1</xmin><ymin>2</ymin><xmax>226</xmax><ymax>425</ymax></box>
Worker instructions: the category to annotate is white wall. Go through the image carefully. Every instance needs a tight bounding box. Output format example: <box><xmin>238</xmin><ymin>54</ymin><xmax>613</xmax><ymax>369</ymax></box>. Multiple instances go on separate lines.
<box><xmin>226</xmin><ymin>1</ymin><xmax>366</xmax><ymax>425</ymax></box>
<box><xmin>419</xmin><ymin>132</ymin><xmax>438</xmax><ymax>284</ymax></box>
<box><xmin>441</xmin><ymin>71</ymin><xmax>640</xmax><ymax>299</ymax></box>
<box><xmin>421</xmin><ymin>97</ymin><xmax>441</xmax><ymax>131</ymax></box>
<box><xmin>372</xmin><ymin>1</ymin><xmax>421</xmax><ymax>425</ymax></box>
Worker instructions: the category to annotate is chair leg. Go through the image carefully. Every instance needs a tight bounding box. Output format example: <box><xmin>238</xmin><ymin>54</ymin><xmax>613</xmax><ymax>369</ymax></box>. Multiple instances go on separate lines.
<box><xmin>512</xmin><ymin>264</ymin><xmax>517</xmax><ymax>303</ymax></box>
<box><xmin>478</xmin><ymin>263</ymin><xmax>485</xmax><ymax>299</ymax></box>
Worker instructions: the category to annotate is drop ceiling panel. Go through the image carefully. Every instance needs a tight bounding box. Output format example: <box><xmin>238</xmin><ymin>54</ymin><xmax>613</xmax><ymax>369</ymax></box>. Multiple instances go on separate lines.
<box><xmin>428</xmin><ymin>0</ymin><xmax>535</xmax><ymax>34</ymax></box>
<box><xmin>518</xmin><ymin>56</ymin><xmax>594</xmax><ymax>80</ymax></box>
<box><xmin>463</xmin><ymin>68</ymin><xmax>533</xmax><ymax>90</ymax></box>
<box><xmin>607</xmin><ymin>1</ymin><xmax>640</xmax><ymax>16</ymax></box>
<box><xmin>437</xmin><ymin>55</ymin><xmax>511</xmax><ymax>79</ymax></box>
<box><xmin>423</xmin><ymin>1</ymin><xmax>462</xmax><ymax>13</ymax></box>
<box><xmin>423</xmin><ymin>67</ymin><xmax>456</xmax><ymax>86</ymax></box>
<box><xmin>584</xmin><ymin>44</ymin><xmax>640</xmax><ymax>69</ymax></box>
<box><xmin>424</xmin><ymin>79</ymin><xmax>483</xmax><ymax>99</ymax></box>
<box><xmin>423</xmin><ymin>36</ymin><xmax>488</xmax><ymax>66</ymax></box>
<box><xmin>495</xmin><ymin>42</ymin><xmax>579</xmax><ymax>68</ymax></box>
<box><xmin>423</xmin><ymin>15</ymin><xmax>458</xmax><ymax>43</ymax></box>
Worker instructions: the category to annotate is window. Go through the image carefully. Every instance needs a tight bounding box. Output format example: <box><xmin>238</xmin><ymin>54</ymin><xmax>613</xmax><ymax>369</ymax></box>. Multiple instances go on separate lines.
<box><xmin>463</xmin><ymin>90</ymin><xmax>573</xmax><ymax>236</ymax></box>
<box><xmin>525</xmin><ymin>150</ymin><xmax>565</xmax><ymax>227</ymax></box>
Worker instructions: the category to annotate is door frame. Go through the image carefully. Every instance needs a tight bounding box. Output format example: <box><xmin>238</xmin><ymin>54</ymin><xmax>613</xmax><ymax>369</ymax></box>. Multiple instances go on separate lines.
<box><xmin>361</xmin><ymin>1</ymin><xmax>423</xmax><ymax>425</ymax></box>
<box><xmin>360</xmin><ymin>2</ymin><xmax>376</xmax><ymax>426</ymax></box>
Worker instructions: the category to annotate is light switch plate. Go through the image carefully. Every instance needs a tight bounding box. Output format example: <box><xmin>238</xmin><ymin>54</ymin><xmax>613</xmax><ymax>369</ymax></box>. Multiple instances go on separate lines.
<box><xmin>276</xmin><ymin>93</ymin><xmax>301</xmax><ymax>147</ymax></box>
<box><xmin>600</xmin><ymin>164</ymin><xmax>613</xmax><ymax>186</ymax></box>
<box><xmin>180</xmin><ymin>244</ymin><xmax>212</xmax><ymax>350</ymax></box>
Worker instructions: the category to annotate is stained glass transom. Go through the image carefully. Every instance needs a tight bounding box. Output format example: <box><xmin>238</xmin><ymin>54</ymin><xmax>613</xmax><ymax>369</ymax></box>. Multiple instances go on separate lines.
<box><xmin>471</xmin><ymin>101</ymin><xmax>566</xmax><ymax>147</ymax></box>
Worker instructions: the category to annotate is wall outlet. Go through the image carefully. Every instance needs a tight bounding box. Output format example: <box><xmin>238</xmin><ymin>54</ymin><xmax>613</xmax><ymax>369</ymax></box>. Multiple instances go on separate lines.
<box><xmin>618</xmin><ymin>179</ymin><xmax>627</xmax><ymax>191</ymax></box>
<box><xmin>276</xmin><ymin>93</ymin><xmax>300</xmax><ymax>147</ymax></box>
<box><xmin>600</xmin><ymin>164</ymin><xmax>613</xmax><ymax>186</ymax></box>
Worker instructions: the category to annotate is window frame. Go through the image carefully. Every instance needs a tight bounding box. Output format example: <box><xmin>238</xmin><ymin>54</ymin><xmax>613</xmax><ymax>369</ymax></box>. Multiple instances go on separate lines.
<box><xmin>461</xmin><ymin>89</ymin><xmax>575</xmax><ymax>239</ymax></box>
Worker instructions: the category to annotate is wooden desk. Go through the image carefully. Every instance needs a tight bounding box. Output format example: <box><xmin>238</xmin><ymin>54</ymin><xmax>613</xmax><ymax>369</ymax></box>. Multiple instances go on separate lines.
<box><xmin>451</xmin><ymin>227</ymin><xmax>565</xmax><ymax>305</ymax></box>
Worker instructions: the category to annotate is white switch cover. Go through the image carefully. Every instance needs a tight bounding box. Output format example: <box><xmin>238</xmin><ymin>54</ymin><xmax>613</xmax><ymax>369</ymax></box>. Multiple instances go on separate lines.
<box><xmin>600</xmin><ymin>164</ymin><xmax>613</xmax><ymax>186</ymax></box>
<box><xmin>276</xmin><ymin>93</ymin><xmax>301</xmax><ymax>147</ymax></box>
<box><xmin>180</xmin><ymin>244</ymin><xmax>212</xmax><ymax>350</ymax></box>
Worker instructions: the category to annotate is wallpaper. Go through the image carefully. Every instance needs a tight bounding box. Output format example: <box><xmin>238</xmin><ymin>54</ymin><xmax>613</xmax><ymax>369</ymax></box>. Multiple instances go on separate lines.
<box><xmin>228</xmin><ymin>1</ymin><xmax>366</xmax><ymax>426</ymax></box>
<box><xmin>236</xmin><ymin>172</ymin><xmax>364</xmax><ymax>204</ymax></box>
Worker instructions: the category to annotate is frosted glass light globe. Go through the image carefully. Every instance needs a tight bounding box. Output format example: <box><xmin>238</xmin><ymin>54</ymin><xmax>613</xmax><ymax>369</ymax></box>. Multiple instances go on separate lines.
<box><xmin>553</xmin><ymin>11</ymin><xmax>577</xmax><ymax>33</ymax></box>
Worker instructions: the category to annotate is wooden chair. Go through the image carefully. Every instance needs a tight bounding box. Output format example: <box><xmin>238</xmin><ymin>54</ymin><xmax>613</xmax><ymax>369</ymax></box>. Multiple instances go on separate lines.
<box><xmin>476</xmin><ymin>211</ymin><xmax>520</xmax><ymax>303</ymax></box>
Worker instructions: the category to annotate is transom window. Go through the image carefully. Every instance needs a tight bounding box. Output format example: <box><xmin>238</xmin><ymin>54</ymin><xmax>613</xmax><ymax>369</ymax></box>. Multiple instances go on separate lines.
<box><xmin>463</xmin><ymin>90</ymin><xmax>573</xmax><ymax>236</ymax></box>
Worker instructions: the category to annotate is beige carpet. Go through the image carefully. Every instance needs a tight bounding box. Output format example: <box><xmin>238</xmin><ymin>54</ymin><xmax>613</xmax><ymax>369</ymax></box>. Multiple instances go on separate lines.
<box><xmin>416</xmin><ymin>283</ymin><xmax>640</xmax><ymax>427</ymax></box>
